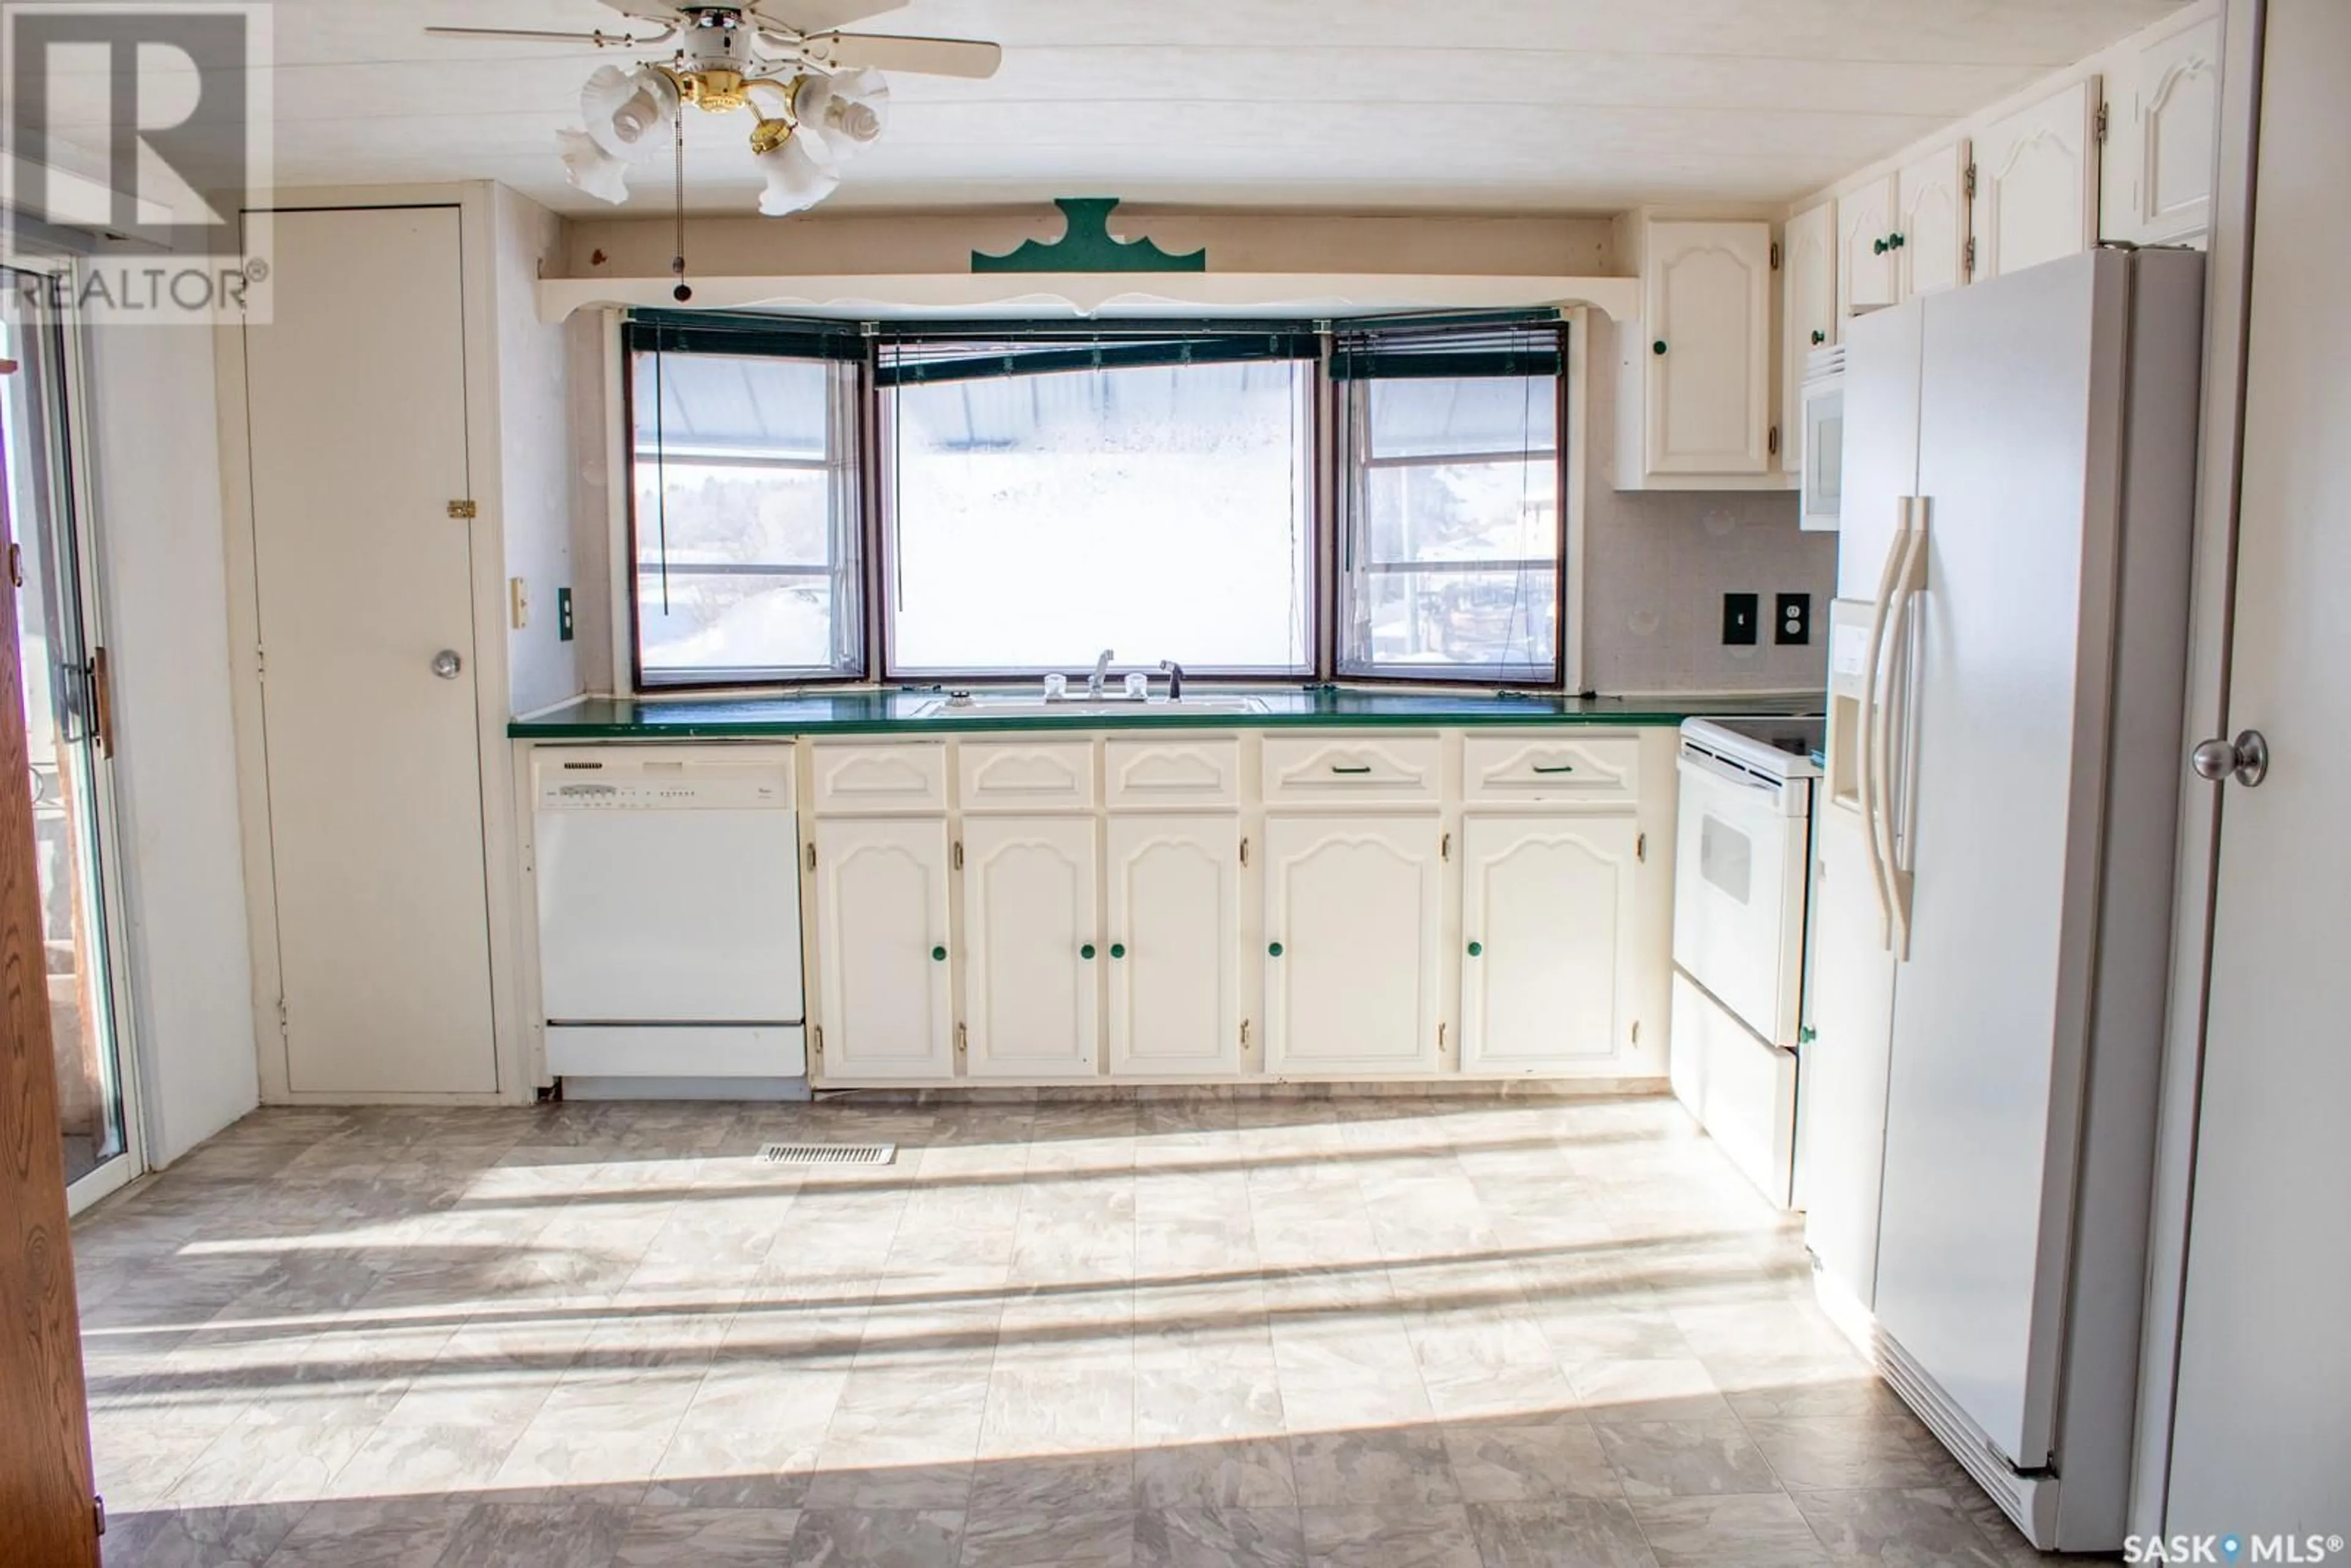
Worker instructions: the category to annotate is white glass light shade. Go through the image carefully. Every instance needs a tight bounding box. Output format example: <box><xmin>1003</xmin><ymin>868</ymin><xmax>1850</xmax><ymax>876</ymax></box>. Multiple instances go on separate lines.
<box><xmin>557</xmin><ymin>127</ymin><xmax>634</xmax><ymax>203</ymax></box>
<box><xmin>580</xmin><ymin>64</ymin><xmax>679</xmax><ymax>159</ymax></box>
<box><xmin>755</xmin><ymin>132</ymin><xmax>841</xmax><ymax>217</ymax></box>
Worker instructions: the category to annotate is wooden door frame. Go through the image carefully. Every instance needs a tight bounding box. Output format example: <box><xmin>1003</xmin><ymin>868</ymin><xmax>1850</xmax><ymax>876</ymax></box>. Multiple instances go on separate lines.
<box><xmin>213</xmin><ymin>183</ymin><xmax>534</xmax><ymax>1106</ymax></box>
<box><xmin>2128</xmin><ymin>0</ymin><xmax>2265</xmax><ymax>1535</ymax></box>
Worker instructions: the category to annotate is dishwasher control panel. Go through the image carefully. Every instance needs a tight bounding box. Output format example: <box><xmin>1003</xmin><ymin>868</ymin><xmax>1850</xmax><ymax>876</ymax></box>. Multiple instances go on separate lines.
<box><xmin>533</xmin><ymin>746</ymin><xmax>795</xmax><ymax>812</ymax></box>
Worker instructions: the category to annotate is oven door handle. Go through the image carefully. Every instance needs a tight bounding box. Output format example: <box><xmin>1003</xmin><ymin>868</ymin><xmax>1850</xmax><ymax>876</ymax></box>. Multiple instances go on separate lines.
<box><xmin>1858</xmin><ymin>498</ymin><xmax>1911</xmax><ymax>948</ymax></box>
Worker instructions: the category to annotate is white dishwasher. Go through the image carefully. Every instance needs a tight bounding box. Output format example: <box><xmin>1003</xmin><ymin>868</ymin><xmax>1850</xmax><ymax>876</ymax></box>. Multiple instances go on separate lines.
<box><xmin>533</xmin><ymin>746</ymin><xmax>806</xmax><ymax>1086</ymax></box>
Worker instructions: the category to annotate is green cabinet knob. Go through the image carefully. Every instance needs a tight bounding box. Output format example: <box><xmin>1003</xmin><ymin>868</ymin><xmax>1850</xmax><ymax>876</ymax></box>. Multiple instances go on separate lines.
<box><xmin>1810</xmin><ymin>329</ymin><xmax>1826</xmax><ymax>346</ymax></box>
<box><xmin>1888</xmin><ymin>231</ymin><xmax>1905</xmax><ymax>249</ymax></box>
<box><xmin>1651</xmin><ymin>339</ymin><xmax>1667</xmax><ymax>356</ymax></box>
<box><xmin>1109</xmin><ymin>943</ymin><xmax>1127</xmax><ymax>959</ymax></box>
<box><xmin>1267</xmin><ymin>942</ymin><xmax>1284</xmax><ymax>958</ymax></box>
<box><xmin>1798</xmin><ymin>1025</ymin><xmax>1818</xmax><ymax>1045</ymax></box>
<box><xmin>1872</xmin><ymin>237</ymin><xmax>1889</xmax><ymax>255</ymax></box>
<box><xmin>1467</xmin><ymin>941</ymin><xmax>1483</xmax><ymax>957</ymax></box>
<box><xmin>1081</xmin><ymin>943</ymin><xmax>1096</xmax><ymax>960</ymax></box>
<box><xmin>931</xmin><ymin>945</ymin><xmax>947</xmax><ymax>962</ymax></box>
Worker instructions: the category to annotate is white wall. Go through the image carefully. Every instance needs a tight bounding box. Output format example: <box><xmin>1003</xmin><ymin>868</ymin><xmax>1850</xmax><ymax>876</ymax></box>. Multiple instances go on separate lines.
<box><xmin>494</xmin><ymin>186</ymin><xmax>585</xmax><ymax>716</ymax></box>
<box><xmin>81</xmin><ymin>324</ymin><xmax>260</xmax><ymax>1166</ymax></box>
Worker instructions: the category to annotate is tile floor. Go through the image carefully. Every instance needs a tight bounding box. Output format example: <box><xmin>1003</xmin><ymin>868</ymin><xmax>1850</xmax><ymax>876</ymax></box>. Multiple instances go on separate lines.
<box><xmin>73</xmin><ymin>1093</ymin><xmax>2104</xmax><ymax>1566</ymax></box>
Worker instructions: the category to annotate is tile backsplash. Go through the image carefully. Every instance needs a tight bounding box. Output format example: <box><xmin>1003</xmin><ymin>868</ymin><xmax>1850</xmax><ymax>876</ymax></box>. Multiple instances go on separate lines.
<box><xmin>1579</xmin><ymin>313</ymin><xmax>1837</xmax><ymax>696</ymax></box>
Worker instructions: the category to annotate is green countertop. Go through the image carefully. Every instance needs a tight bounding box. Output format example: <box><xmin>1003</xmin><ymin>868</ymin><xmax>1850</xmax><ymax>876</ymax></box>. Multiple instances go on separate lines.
<box><xmin>509</xmin><ymin>688</ymin><xmax>1821</xmax><ymax>740</ymax></box>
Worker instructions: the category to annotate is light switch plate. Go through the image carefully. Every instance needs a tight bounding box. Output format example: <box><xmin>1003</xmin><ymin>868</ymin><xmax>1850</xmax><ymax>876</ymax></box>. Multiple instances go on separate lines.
<box><xmin>1722</xmin><ymin>592</ymin><xmax>1759</xmax><ymax>646</ymax></box>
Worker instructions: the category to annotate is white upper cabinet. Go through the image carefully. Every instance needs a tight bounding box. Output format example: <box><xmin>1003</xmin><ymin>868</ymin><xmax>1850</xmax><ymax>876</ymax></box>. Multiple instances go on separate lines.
<box><xmin>1264</xmin><ymin>815</ymin><xmax>1442</xmax><ymax>1076</ymax></box>
<box><xmin>1781</xmin><ymin>200</ymin><xmax>1837</xmax><ymax>482</ymax></box>
<box><xmin>1838</xmin><ymin>175</ymin><xmax>1899</xmax><ymax>320</ymax></box>
<box><xmin>1971</xmin><ymin>78</ymin><xmax>2102</xmax><ymax>281</ymax></box>
<box><xmin>1618</xmin><ymin>217</ymin><xmax>1775</xmax><ymax>486</ymax></box>
<box><xmin>961</xmin><ymin>816</ymin><xmax>1100</xmax><ymax>1079</ymax></box>
<box><xmin>814</xmin><ymin>816</ymin><xmax>955</xmax><ymax>1079</ymax></box>
<box><xmin>2102</xmin><ymin>13</ymin><xmax>2222</xmax><ymax>246</ymax></box>
<box><xmin>1105</xmin><ymin>814</ymin><xmax>1241</xmax><ymax>1078</ymax></box>
<box><xmin>1459</xmin><ymin>816</ymin><xmax>1639</xmax><ymax>1075</ymax></box>
<box><xmin>1895</xmin><ymin>141</ymin><xmax>1971</xmax><ymax>299</ymax></box>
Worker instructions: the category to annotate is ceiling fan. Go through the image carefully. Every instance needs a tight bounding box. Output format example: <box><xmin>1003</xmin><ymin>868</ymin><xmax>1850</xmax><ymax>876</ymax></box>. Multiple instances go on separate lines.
<box><xmin>424</xmin><ymin>1</ymin><xmax>1002</xmax><ymax>217</ymax></box>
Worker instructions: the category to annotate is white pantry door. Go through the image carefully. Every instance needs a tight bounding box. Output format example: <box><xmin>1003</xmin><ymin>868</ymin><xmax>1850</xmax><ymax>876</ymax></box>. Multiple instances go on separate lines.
<box><xmin>814</xmin><ymin>817</ymin><xmax>954</xmax><ymax>1080</ymax></box>
<box><xmin>962</xmin><ymin>816</ymin><xmax>1099</xmax><ymax>1079</ymax></box>
<box><xmin>242</xmin><ymin>206</ymin><xmax>495</xmax><ymax>1094</ymax></box>
<box><xmin>1458</xmin><ymin>815</ymin><xmax>1635</xmax><ymax>1073</ymax></box>
<box><xmin>1263</xmin><ymin>815</ymin><xmax>1440</xmax><ymax>1076</ymax></box>
<box><xmin>2167</xmin><ymin>0</ymin><xmax>2351</xmax><ymax>1529</ymax></box>
<box><xmin>1105</xmin><ymin>814</ymin><xmax>1239</xmax><ymax>1077</ymax></box>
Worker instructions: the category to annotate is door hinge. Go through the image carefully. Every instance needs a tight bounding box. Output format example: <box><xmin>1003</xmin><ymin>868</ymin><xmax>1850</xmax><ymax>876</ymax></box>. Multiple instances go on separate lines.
<box><xmin>1441</xmin><ymin>831</ymin><xmax>1450</xmax><ymax>861</ymax></box>
<box><xmin>1240</xmin><ymin>1019</ymin><xmax>1250</xmax><ymax>1048</ymax></box>
<box><xmin>1438</xmin><ymin>1021</ymin><xmax>1448</xmax><ymax>1052</ymax></box>
<box><xmin>275</xmin><ymin>996</ymin><xmax>288</xmax><ymax>1035</ymax></box>
<box><xmin>93</xmin><ymin>1496</ymin><xmax>105</xmax><ymax>1538</ymax></box>
<box><xmin>805</xmin><ymin>842</ymin><xmax>816</xmax><ymax>873</ymax></box>
<box><xmin>956</xmin><ymin>1022</ymin><xmax>968</xmax><ymax>1053</ymax></box>
<box><xmin>1637</xmin><ymin>831</ymin><xmax>1648</xmax><ymax>863</ymax></box>
<box><xmin>952</xmin><ymin>839</ymin><xmax>964</xmax><ymax>871</ymax></box>
<box><xmin>255</xmin><ymin>642</ymin><xmax>267</xmax><ymax>682</ymax></box>
<box><xmin>1964</xmin><ymin>161</ymin><xmax>1978</xmax><ymax>200</ymax></box>
<box><xmin>1632</xmin><ymin>1019</ymin><xmax>1641</xmax><ymax>1046</ymax></box>
<box><xmin>1239</xmin><ymin>836</ymin><xmax>1248</xmax><ymax>868</ymax></box>
<box><xmin>447</xmin><ymin>499</ymin><xmax>478</xmax><ymax>520</ymax></box>
<box><xmin>1768</xmin><ymin>425</ymin><xmax>1781</xmax><ymax>458</ymax></box>
<box><xmin>6</xmin><ymin>542</ymin><xmax>19</xmax><ymax>587</ymax></box>
<box><xmin>2094</xmin><ymin>100</ymin><xmax>2109</xmax><ymax>143</ymax></box>
<box><xmin>1964</xmin><ymin>236</ymin><xmax>1977</xmax><ymax>280</ymax></box>
<box><xmin>1769</xmin><ymin>240</ymin><xmax>1782</xmax><ymax>270</ymax></box>
<box><xmin>89</xmin><ymin>646</ymin><xmax>114</xmax><ymax>757</ymax></box>
<box><xmin>812</xmin><ymin>1025</ymin><xmax>823</xmax><ymax>1057</ymax></box>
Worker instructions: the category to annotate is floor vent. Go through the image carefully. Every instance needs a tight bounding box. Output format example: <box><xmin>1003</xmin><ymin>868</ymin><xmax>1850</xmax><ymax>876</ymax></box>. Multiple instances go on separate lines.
<box><xmin>757</xmin><ymin>1142</ymin><xmax>896</xmax><ymax>1166</ymax></box>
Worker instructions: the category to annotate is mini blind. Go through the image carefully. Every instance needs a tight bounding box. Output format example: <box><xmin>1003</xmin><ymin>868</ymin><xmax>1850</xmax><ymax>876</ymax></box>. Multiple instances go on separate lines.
<box><xmin>623</xmin><ymin>310</ymin><xmax>867</xmax><ymax>362</ymax></box>
<box><xmin>875</xmin><ymin>323</ymin><xmax>1318</xmax><ymax>388</ymax></box>
<box><xmin>1328</xmin><ymin>310</ymin><xmax>1564</xmax><ymax>380</ymax></box>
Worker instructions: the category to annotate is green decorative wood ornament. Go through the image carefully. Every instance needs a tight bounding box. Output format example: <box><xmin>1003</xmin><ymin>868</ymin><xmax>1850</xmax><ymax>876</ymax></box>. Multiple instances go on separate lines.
<box><xmin>972</xmin><ymin>198</ymin><xmax>1207</xmax><ymax>274</ymax></box>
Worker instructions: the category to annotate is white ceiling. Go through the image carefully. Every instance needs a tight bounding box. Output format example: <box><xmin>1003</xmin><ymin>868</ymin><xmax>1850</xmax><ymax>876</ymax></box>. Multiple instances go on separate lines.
<box><xmin>50</xmin><ymin>0</ymin><xmax>2192</xmax><ymax>217</ymax></box>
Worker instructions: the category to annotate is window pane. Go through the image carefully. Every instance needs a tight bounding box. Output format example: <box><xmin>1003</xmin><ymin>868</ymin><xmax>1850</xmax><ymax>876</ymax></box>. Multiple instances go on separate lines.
<box><xmin>1341</xmin><ymin>372</ymin><xmax>1562</xmax><ymax>681</ymax></box>
<box><xmin>631</xmin><ymin>351</ymin><xmax>860</xmax><ymax>684</ymax></box>
<box><xmin>887</xmin><ymin>359</ymin><xmax>1311</xmax><ymax>675</ymax></box>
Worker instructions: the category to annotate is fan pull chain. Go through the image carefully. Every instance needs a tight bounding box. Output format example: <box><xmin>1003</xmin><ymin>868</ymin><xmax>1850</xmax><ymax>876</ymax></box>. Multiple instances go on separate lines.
<box><xmin>670</xmin><ymin>103</ymin><xmax>692</xmax><ymax>302</ymax></box>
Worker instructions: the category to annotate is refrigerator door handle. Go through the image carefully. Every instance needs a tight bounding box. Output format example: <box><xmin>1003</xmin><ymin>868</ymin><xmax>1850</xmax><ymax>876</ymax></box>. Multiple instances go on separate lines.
<box><xmin>1859</xmin><ymin>499</ymin><xmax>1913</xmax><ymax>947</ymax></box>
<box><xmin>1877</xmin><ymin>502</ymin><xmax>1932</xmax><ymax>961</ymax></box>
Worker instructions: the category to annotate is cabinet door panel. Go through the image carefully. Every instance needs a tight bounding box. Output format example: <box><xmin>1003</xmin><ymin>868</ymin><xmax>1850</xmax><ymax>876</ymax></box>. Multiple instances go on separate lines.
<box><xmin>1106</xmin><ymin>815</ymin><xmax>1240</xmax><ymax>1076</ymax></box>
<box><xmin>1801</xmin><ymin>806</ymin><xmax>1899</xmax><ymax>1307</ymax></box>
<box><xmin>963</xmin><ymin>816</ymin><xmax>1099</xmax><ymax>1078</ymax></box>
<box><xmin>2113</xmin><ymin>17</ymin><xmax>2221</xmax><ymax>244</ymax></box>
<box><xmin>1896</xmin><ymin>141</ymin><xmax>1970</xmax><ymax>299</ymax></box>
<box><xmin>1971</xmin><ymin>79</ymin><xmax>2101</xmax><ymax>280</ymax></box>
<box><xmin>1838</xmin><ymin>176</ymin><xmax>1899</xmax><ymax>318</ymax></box>
<box><xmin>1644</xmin><ymin>220</ymin><xmax>1773</xmax><ymax>475</ymax></box>
<box><xmin>815</xmin><ymin>817</ymin><xmax>954</xmax><ymax>1079</ymax></box>
<box><xmin>1460</xmin><ymin>816</ymin><xmax>1637</xmax><ymax>1073</ymax></box>
<box><xmin>1782</xmin><ymin>200</ymin><xmax>1838</xmax><ymax>479</ymax></box>
<box><xmin>1264</xmin><ymin>816</ymin><xmax>1441</xmax><ymax>1075</ymax></box>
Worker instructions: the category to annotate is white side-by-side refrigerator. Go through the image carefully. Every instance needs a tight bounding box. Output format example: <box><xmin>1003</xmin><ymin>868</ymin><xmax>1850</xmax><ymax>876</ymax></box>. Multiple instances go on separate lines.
<box><xmin>1801</xmin><ymin>248</ymin><xmax>2205</xmax><ymax>1551</ymax></box>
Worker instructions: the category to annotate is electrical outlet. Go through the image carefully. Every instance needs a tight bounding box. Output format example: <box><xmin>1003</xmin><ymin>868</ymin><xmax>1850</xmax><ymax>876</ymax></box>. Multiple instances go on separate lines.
<box><xmin>1777</xmin><ymin>592</ymin><xmax>1812</xmax><ymax>645</ymax></box>
<box><xmin>557</xmin><ymin>586</ymin><xmax>575</xmax><ymax>643</ymax></box>
<box><xmin>1722</xmin><ymin>592</ymin><xmax>1760</xmax><ymax>646</ymax></box>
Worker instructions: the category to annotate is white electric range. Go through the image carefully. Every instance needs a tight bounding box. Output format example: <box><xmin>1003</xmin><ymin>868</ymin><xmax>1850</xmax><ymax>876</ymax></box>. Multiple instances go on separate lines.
<box><xmin>1668</xmin><ymin>715</ymin><xmax>1825</xmax><ymax>1207</ymax></box>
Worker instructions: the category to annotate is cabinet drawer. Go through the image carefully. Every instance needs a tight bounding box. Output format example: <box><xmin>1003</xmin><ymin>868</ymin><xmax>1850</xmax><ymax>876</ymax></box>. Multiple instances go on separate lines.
<box><xmin>810</xmin><ymin>742</ymin><xmax>948</xmax><ymax>814</ymax></box>
<box><xmin>1464</xmin><ymin>735</ymin><xmax>1640</xmax><ymax>804</ymax></box>
<box><xmin>1104</xmin><ymin>738</ymin><xmax>1240</xmax><ymax>808</ymax></box>
<box><xmin>958</xmin><ymin>741</ymin><xmax>1097</xmax><ymax>812</ymax></box>
<box><xmin>1262</xmin><ymin>735</ymin><xmax>1441</xmax><ymax>804</ymax></box>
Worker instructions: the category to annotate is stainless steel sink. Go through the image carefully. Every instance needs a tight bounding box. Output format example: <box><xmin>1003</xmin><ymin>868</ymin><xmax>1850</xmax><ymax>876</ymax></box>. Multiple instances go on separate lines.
<box><xmin>910</xmin><ymin>695</ymin><xmax>1270</xmax><ymax>719</ymax></box>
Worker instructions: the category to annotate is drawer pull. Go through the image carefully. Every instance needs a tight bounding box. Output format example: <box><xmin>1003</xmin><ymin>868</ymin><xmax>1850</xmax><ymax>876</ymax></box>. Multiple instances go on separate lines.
<box><xmin>1532</xmin><ymin>763</ymin><xmax>1577</xmax><ymax>775</ymax></box>
<box><xmin>1329</xmin><ymin>764</ymin><xmax>1373</xmax><ymax>775</ymax></box>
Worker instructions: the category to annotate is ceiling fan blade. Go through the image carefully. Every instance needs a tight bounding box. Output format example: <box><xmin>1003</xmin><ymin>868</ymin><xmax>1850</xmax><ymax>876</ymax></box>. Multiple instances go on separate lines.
<box><xmin>806</xmin><ymin>31</ymin><xmax>1002</xmax><ymax>78</ymax></box>
<box><xmin>423</xmin><ymin>24</ymin><xmax>659</xmax><ymax>46</ymax></box>
<box><xmin>752</xmin><ymin>0</ymin><xmax>909</xmax><ymax>36</ymax></box>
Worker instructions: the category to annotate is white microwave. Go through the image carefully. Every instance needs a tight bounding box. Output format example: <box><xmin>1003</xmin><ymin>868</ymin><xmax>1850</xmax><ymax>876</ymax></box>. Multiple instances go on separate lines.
<box><xmin>1799</xmin><ymin>345</ymin><xmax>1845</xmax><ymax>532</ymax></box>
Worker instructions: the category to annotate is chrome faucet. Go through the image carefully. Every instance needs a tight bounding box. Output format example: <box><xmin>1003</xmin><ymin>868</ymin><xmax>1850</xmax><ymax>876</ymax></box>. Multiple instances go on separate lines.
<box><xmin>1160</xmin><ymin>659</ymin><xmax>1185</xmax><ymax>700</ymax></box>
<box><xmin>1087</xmin><ymin>648</ymin><xmax>1116</xmax><ymax>699</ymax></box>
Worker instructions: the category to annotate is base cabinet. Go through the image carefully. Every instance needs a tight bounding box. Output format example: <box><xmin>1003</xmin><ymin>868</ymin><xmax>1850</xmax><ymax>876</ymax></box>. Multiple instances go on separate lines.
<box><xmin>814</xmin><ymin>817</ymin><xmax>955</xmax><ymax>1079</ymax></box>
<box><xmin>1106</xmin><ymin>814</ymin><xmax>1241</xmax><ymax>1077</ymax></box>
<box><xmin>1264</xmin><ymin>815</ymin><xmax>1442</xmax><ymax>1076</ymax></box>
<box><xmin>962</xmin><ymin>816</ymin><xmax>1100</xmax><ymax>1078</ymax></box>
<box><xmin>1460</xmin><ymin>815</ymin><xmax>1639</xmax><ymax>1073</ymax></box>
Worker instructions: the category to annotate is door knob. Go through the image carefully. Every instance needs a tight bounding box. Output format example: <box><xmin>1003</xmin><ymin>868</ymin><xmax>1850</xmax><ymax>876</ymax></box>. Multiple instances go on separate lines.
<box><xmin>430</xmin><ymin>649</ymin><xmax>463</xmax><ymax>680</ymax></box>
<box><xmin>2190</xmin><ymin>730</ymin><xmax>2268</xmax><ymax>787</ymax></box>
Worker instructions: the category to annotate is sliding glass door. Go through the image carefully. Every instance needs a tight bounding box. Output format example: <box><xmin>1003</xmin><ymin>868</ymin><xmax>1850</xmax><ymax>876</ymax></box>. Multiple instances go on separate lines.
<box><xmin>2</xmin><ymin>266</ymin><xmax>138</xmax><ymax>1210</ymax></box>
